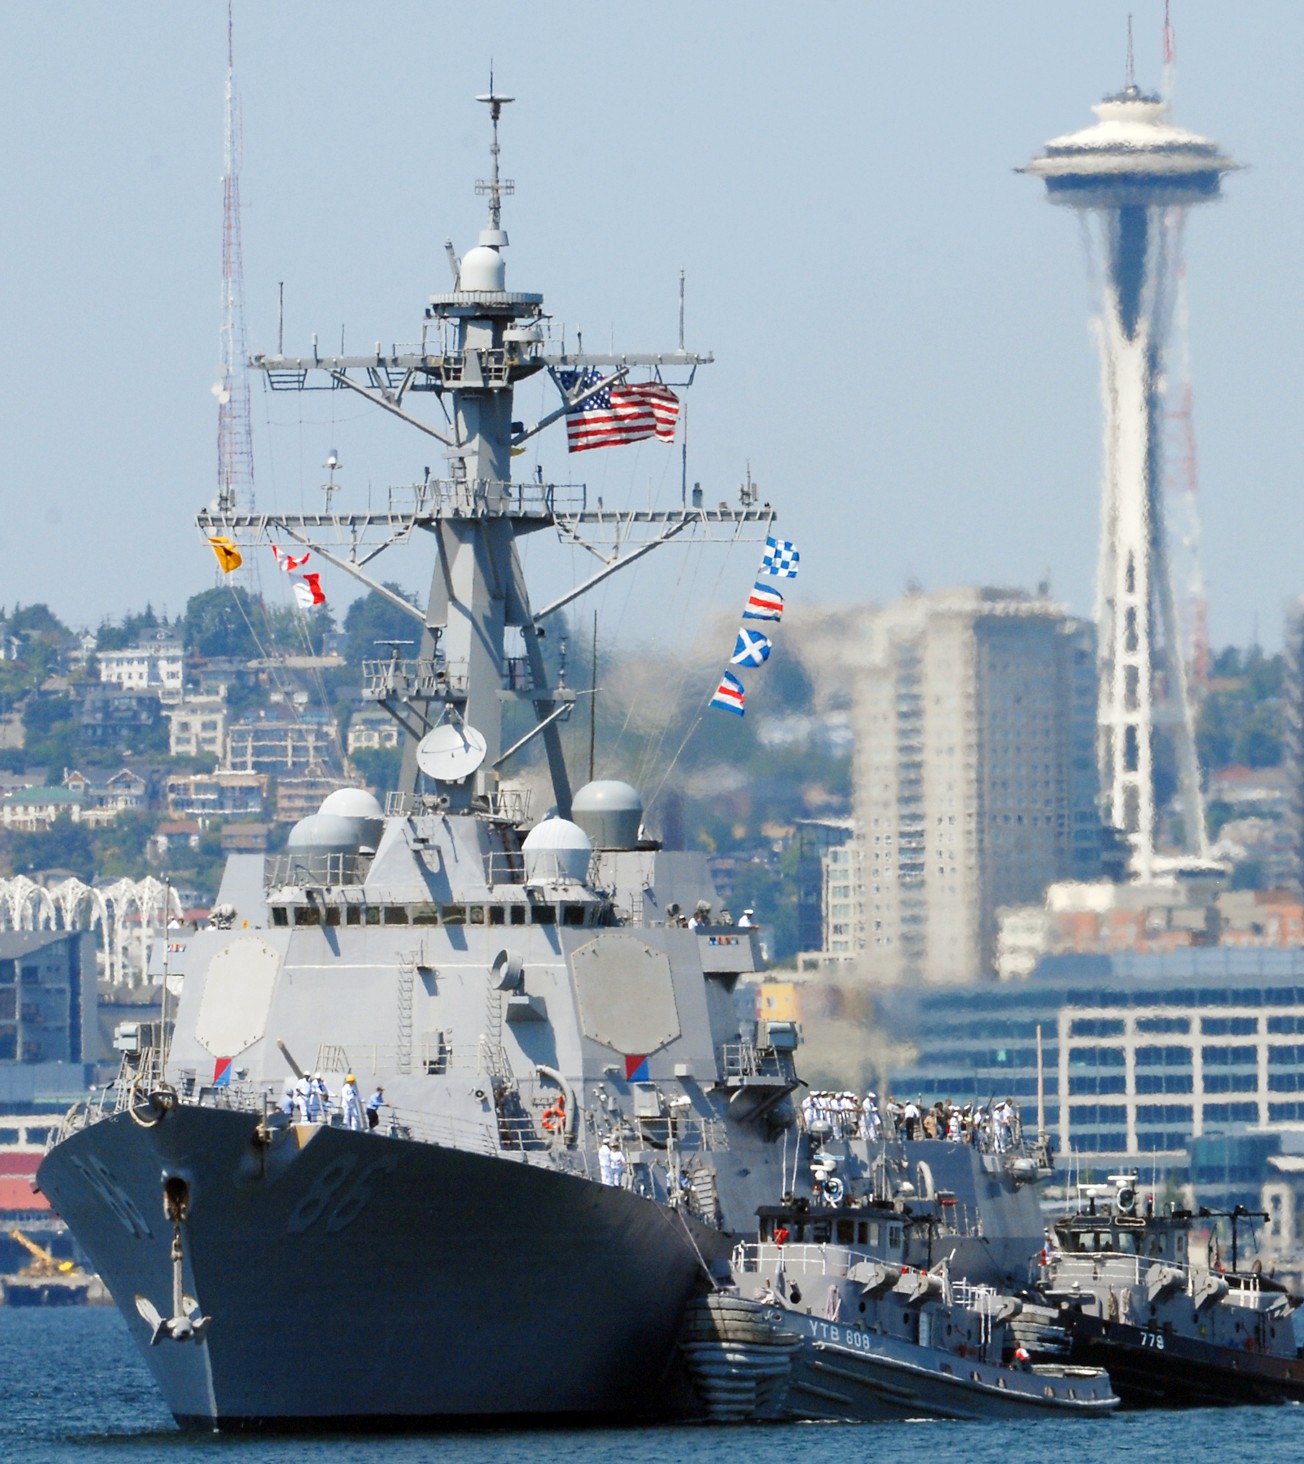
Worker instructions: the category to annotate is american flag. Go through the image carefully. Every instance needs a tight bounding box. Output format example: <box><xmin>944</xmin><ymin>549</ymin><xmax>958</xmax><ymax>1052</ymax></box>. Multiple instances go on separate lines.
<box><xmin>559</xmin><ymin>370</ymin><xmax>680</xmax><ymax>453</ymax></box>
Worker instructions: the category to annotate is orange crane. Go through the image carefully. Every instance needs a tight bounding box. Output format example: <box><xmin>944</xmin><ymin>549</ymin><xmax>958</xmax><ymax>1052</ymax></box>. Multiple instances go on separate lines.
<box><xmin>8</xmin><ymin>1227</ymin><xmax>79</xmax><ymax>1278</ymax></box>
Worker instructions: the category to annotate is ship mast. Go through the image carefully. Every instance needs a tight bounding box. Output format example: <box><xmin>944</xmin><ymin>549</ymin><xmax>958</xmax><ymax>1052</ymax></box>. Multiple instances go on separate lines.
<box><xmin>199</xmin><ymin>92</ymin><xmax>771</xmax><ymax>815</ymax></box>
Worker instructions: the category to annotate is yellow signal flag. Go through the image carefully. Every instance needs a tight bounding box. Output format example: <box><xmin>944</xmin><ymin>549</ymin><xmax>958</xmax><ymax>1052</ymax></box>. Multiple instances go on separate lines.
<box><xmin>208</xmin><ymin>536</ymin><xmax>243</xmax><ymax>573</ymax></box>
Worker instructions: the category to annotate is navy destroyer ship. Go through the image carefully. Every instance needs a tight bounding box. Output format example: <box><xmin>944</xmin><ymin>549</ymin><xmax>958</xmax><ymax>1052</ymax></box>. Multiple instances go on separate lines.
<box><xmin>37</xmin><ymin>91</ymin><xmax>1054</xmax><ymax>1430</ymax></box>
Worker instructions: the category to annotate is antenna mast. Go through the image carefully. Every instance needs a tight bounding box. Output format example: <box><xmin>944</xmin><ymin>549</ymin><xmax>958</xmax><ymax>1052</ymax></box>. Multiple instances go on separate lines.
<box><xmin>215</xmin><ymin>1</ymin><xmax>255</xmax><ymax>514</ymax></box>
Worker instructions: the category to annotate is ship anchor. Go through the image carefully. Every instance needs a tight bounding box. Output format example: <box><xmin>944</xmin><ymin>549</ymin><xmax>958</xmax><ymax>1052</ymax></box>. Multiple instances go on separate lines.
<box><xmin>134</xmin><ymin>1176</ymin><xmax>210</xmax><ymax>1345</ymax></box>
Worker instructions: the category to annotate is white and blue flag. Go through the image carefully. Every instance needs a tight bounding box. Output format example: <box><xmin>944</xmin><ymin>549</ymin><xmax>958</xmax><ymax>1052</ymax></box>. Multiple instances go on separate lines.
<box><xmin>743</xmin><ymin>582</ymin><xmax>784</xmax><ymax>621</ymax></box>
<box><xmin>710</xmin><ymin>671</ymin><xmax>745</xmax><ymax>716</ymax></box>
<box><xmin>761</xmin><ymin>536</ymin><xmax>800</xmax><ymax>578</ymax></box>
<box><xmin>730</xmin><ymin>628</ymin><xmax>773</xmax><ymax>668</ymax></box>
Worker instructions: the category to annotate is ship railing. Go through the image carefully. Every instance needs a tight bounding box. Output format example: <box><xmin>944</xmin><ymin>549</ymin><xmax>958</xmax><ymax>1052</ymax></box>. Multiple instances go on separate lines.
<box><xmin>488</xmin><ymin>786</ymin><xmax>530</xmax><ymax>823</ymax></box>
<box><xmin>482</xmin><ymin>851</ymin><xmax>528</xmax><ymax>886</ymax></box>
<box><xmin>1045</xmin><ymin>1247</ymin><xmax>1263</xmax><ymax>1303</ymax></box>
<box><xmin>575</xmin><ymin>1107</ymin><xmax>731</xmax><ymax>1154</ymax></box>
<box><xmin>951</xmin><ymin>1279</ymin><xmax>1008</xmax><ymax>1313</ymax></box>
<box><xmin>48</xmin><ymin>1046</ymin><xmax>174</xmax><ymax>1145</ymax></box>
<box><xmin>362</xmin><ymin>657</ymin><xmax>469</xmax><ymax>702</ymax></box>
<box><xmin>386</xmin><ymin>479</ymin><xmax>589</xmax><ymax>521</ymax></box>
<box><xmin>292</xmin><ymin>1041</ymin><xmax>479</xmax><ymax>1077</ymax></box>
<box><xmin>719</xmin><ymin>1041</ymin><xmax>785</xmax><ymax>1081</ymax></box>
<box><xmin>264</xmin><ymin>851</ymin><xmax>373</xmax><ymax>889</ymax></box>
<box><xmin>731</xmin><ymin>1240</ymin><xmax>898</xmax><ymax>1280</ymax></box>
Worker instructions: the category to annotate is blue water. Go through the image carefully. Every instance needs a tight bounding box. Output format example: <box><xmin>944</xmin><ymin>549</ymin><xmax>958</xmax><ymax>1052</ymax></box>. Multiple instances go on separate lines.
<box><xmin>3</xmin><ymin>1307</ymin><xmax>1302</xmax><ymax>1464</ymax></box>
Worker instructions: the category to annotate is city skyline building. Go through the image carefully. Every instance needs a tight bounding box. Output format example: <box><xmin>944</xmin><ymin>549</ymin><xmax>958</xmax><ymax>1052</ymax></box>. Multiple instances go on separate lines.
<box><xmin>853</xmin><ymin>587</ymin><xmax>1101</xmax><ymax>986</ymax></box>
<box><xmin>1023</xmin><ymin>73</ymin><xmax>1236</xmax><ymax>883</ymax></box>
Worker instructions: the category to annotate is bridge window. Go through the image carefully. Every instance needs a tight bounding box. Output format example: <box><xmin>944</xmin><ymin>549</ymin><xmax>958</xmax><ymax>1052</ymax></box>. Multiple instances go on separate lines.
<box><xmin>272</xmin><ymin>907</ymin><xmax>288</xmax><ymax>927</ymax></box>
<box><xmin>531</xmin><ymin>906</ymin><xmax>557</xmax><ymax>926</ymax></box>
<box><xmin>563</xmin><ymin>905</ymin><xmax>586</xmax><ymax>926</ymax></box>
<box><xmin>412</xmin><ymin>904</ymin><xmax>439</xmax><ymax>926</ymax></box>
<box><xmin>383</xmin><ymin>907</ymin><xmax>409</xmax><ymax>926</ymax></box>
<box><xmin>293</xmin><ymin>907</ymin><xmax>320</xmax><ymax>926</ymax></box>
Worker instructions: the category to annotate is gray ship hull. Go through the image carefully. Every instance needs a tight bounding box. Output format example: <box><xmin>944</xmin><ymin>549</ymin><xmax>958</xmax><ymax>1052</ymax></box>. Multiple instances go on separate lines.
<box><xmin>781</xmin><ymin>1316</ymin><xmax>1117</xmax><ymax>1420</ymax></box>
<box><xmin>38</xmin><ymin>1109</ymin><xmax>726</xmax><ymax>1428</ymax></box>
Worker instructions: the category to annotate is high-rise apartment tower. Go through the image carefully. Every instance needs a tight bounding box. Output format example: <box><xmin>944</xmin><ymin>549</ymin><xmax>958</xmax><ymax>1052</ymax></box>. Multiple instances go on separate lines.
<box><xmin>856</xmin><ymin>588</ymin><xmax>1100</xmax><ymax>986</ymax></box>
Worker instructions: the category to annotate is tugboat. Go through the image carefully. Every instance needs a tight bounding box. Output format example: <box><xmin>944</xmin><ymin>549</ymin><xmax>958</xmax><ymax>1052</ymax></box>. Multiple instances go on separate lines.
<box><xmin>680</xmin><ymin>1190</ymin><xmax>1118</xmax><ymax>1420</ymax></box>
<box><xmin>1029</xmin><ymin>1174</ymin><xmax>1304</xmax><ymax>1407</ymax></box>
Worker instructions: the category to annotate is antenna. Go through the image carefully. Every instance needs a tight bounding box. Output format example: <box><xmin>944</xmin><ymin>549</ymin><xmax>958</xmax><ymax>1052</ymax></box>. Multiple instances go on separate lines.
<box><xmin>475</xmin><ymin>68</ymin><xmax>515</xmax><ymax>234</ymax></box>
<box><xmin>214</xmin><ymin>0</ymin><xmax>255</xmax><ymax>515</ymax></box>
<box><xmin>1162</xmin><ymin>0</ymin><xmax>1177</xmax><ymax>103</ymax></box>
<box><xmin>1125</xmin><ymin>13</ymin><xmax>1136</xmax><ymax>90</ymax></box>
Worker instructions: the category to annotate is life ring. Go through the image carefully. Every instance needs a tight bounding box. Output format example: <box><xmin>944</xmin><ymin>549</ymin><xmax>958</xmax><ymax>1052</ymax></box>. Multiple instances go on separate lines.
<box><xmin>541</xmin><ymin>1095</ymin><xmax>566</xmax><ymax>1133</ymax></box>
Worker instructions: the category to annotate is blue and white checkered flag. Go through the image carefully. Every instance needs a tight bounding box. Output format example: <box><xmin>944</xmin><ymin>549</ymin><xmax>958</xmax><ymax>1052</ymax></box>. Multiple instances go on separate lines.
<box><xmin>761</xmin><ymin>536</ymin><xmax>799</xmax><ymax>578</ymax></box>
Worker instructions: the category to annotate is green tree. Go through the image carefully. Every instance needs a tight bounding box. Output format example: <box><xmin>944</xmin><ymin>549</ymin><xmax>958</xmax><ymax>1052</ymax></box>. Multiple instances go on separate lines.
<box><xmin>6</xmin><ymin>815</ymin><xmax>95</xmax><ymax>880</ymax></box>
<box><xmin>182</xmin><ymin>587</ymin><xmax>263</xmax><ymax>660</ymax></box>
<box><xmin>343</xmin><ymin>585</ymin><xmax>421</xmax><ymax>666</ymax></box>
<box><xmin>350</xmin><ymin>744</ymin><xmax>402</xmax><ymax>795</ymax></box>
<box><xmin>7</xmin><ymin>603</ymin><xmax>70</xmax><ymax>639</ymax></box>
<box><xmin>96</xmin><ymin>605</ymin><xmax>166</xmax><ymax>652</ymax></box>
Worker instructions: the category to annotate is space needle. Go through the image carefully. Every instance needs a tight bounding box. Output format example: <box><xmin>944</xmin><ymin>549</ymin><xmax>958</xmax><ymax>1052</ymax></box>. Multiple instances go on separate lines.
<box><xmin>1022</xmin><ymin>66</ymin><xmax>1236</xmax><ymax>883</ymax></box>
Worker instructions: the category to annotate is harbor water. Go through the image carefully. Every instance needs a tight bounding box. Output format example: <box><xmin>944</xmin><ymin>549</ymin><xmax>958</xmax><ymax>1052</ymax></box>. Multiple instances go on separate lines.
<box><xmin>3</xmin><ymin>1307</ymin><xmax>1300</xmax><ymax>1464</ymax></box>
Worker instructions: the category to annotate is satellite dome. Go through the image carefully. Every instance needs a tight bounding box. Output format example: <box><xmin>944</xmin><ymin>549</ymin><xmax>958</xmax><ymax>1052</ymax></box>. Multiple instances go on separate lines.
<box><xmin>318</xmin><ymin>787</ymin><xmax>384</xmax><ymax>851</ymax></box>
<box><xmin>521</xmin><ymin>817</ymin><xmax>592</xmax><ymax>885</ymax></box>
<box><xmin>319</xmin><ymin>787</ymin><xmax>383</xmax><ymax>820</ymax></box>
<box><xmin>459</xmin><ymin>245</ymin><xmax>506</xmax><ymax>292</ymax></box>
<box><xmin>287</xmin><ymin>812</ymin><xmax>367</xmax><ymax>855</ymax></box>
<box><xmin>571</xmin><ymin>780</ymin><xmax>643</xmax><ymax>851</ymax></box>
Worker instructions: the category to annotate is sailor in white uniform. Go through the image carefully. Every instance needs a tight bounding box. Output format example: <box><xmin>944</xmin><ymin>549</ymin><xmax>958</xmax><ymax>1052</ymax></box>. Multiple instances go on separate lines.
<box><xmin>340</xmin><ymin>1074</ymin><xmax>364</xmax><ymax>1131</ymax></box>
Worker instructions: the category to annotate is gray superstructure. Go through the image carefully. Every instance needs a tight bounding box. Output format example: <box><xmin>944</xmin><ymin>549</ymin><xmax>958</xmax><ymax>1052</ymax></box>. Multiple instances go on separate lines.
<box><xmin>37</xmin><ymin>92</ymin><xmax>1052</xmax><ymax>1431</ymax></box>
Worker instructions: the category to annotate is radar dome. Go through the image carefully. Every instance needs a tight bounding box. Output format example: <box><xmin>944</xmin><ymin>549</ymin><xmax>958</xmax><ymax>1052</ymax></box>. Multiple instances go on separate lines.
<box><xmin>318</xmin><ymin>787</ymin><xmax>384</xmax><ymax>851</ymax></box>
<box><xmin>459</xmin><ymin>245</ymin><xmax>506</xmax><ymax>292</ymax></box>
<box><xmin>571</xmin><ymin>780</ymin><xmax>643</xmax><ymax>850</ymax></box>
<box><xmin>287</xmin><ymin>812</ymin><xmax>367</xmax><ymax>855</ymax></box>
<box><xmin>521</xmin><ymin>817</ymin><xmax>592</xmax><ymax>885</ymax></box>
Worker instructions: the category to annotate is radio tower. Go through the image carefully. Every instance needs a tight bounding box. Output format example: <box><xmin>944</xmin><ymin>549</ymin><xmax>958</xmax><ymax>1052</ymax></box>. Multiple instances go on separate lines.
<box><xmin>214</xmin><ymin>1</ymin><xmax>254</xmax><ymax>515</ymax></box>
<box><xmin>1022</xmin><ymin>37</ymin><xmax>1236</xmax><ymax>882</ymax></box>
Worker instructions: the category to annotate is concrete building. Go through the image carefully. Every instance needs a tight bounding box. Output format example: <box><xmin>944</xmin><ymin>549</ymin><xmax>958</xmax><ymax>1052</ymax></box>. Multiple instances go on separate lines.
<box><xmin>854</xmin><ymin>587</ymin><xmax>1100</xmax><ymax>986</ymax></box>
<box><xmin>883</xmin><ymin>948</ymin><xmax>1304</xmax><ymax>1179</ymax></box>
<box><xmin>0</xmin><ymin>787</ymin><xmax>85</xmax><ymax>830</ymax></box>
<box><xmin>164</xmin><ymin>769</ymin><xmax>268</xmax><ymax>822</ymax></box>
<box><xmin>79</xmin><ymin>685</ymin><xmax>165</xmax><ymax>749</ymax></box>
<box><xmin>227</xmin><ymin>710</ymin><xmax>336</xmax><ymax>775</ymax></box>
<box><xmin>164</xmin><ymin>694</ymin><xmax>228</xmax><ymax>760</ymax></box>
<box><xmin>97</xmin><ymin>640</ymin><xmax>184</xmax><ymax>696</ymax></box>
<box><xmin>346</xmin><ymin>706</ymin><xmax>400</xmax><ymax>754</ymax></box>
<box><xmin>0</xmin><ymin>930</ymin><xmax>97</xmax><ymax>1072</ymax></box>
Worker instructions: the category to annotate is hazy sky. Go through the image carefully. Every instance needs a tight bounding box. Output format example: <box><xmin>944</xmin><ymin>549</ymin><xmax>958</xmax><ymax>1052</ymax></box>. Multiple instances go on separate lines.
<box><xmin>3</xmin><ymin>1</ymin><xmax>1302</xmax><ymax>653</ymax></box>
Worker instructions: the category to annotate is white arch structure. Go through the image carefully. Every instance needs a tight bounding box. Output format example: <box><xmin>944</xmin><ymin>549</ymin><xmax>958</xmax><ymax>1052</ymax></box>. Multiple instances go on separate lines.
<box><xmin>0</xmin><ymin>875</ymin><xmax>182</xmax><ymax>988</ymax></box>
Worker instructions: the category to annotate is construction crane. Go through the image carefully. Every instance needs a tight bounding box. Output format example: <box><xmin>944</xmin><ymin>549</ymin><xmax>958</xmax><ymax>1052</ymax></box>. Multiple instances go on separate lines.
<box><xmin>8</xmin><ymin>1226</ymin><xmax>79</xmax><ymax>1278</ymax></box>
